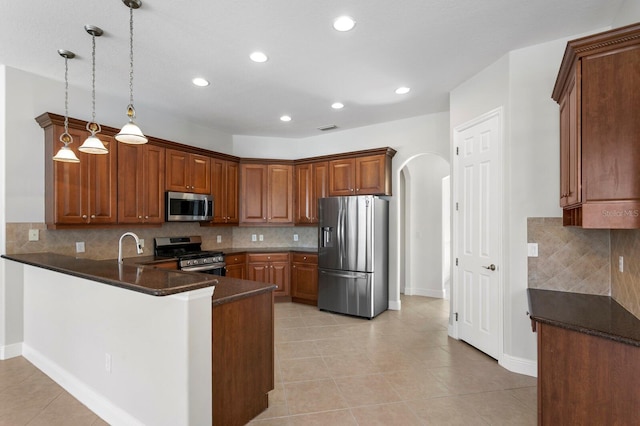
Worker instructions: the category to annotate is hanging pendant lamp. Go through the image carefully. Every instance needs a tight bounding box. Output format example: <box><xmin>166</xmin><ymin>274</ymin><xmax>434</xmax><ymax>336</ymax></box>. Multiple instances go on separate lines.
<box><xmin>79</xmin><ymin>25</ymin><xmax>109</xmax><ymax>154</ymax></box>
<box><xmin>115</xmin><ymin>0</ymin><xmax>148</xmax><ymax>144</ymax></box>
<box><xmin>53</xmin><ymin>50</ymin><xmax>80</xmax><ymax>163</ymax></box>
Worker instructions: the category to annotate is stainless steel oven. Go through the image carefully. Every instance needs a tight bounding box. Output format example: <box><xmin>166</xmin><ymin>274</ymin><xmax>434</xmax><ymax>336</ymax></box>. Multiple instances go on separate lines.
<box><xmin>154</xmin><ymin>236</ymin><xmax>225</xmax><ymax>276</ymax></box>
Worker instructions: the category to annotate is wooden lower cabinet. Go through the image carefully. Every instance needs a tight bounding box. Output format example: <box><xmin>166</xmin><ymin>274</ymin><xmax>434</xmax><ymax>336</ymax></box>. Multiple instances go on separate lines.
<box><xmin>291</xmin><ymin>253</ymin><xmax>318</xmax><ymax>305</ymax></box>
<box><xmin>212</xmin><ymin>290</ymin><xmax>274</xmax><ymax>426</ymax></box>
<box><xmin>536</xmin><ymin>322</ymin><xmax>640</xmax><ymax>425</ymax></box>
<box><xmin>224</xmin><ymin>253</ymin><xmax>246</xmax><ymax>279</ymax></box>
<box><xmin>247</xmin><ymin>253</ymin><xmax>290</xmax><ymax>297</ymax></box>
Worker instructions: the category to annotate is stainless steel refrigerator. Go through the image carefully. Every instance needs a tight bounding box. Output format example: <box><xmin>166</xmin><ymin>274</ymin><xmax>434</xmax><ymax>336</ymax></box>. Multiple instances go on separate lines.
<box><xmin>318</xmin><ymin>196</ymin><xmax>389</xmax><ymax>319</ymax></box>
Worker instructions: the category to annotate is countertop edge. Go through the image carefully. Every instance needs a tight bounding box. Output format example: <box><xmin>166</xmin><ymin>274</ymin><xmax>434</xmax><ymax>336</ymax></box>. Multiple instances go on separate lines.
<box><xmin>527</xmin><ymin>288</ymin><xmax>640</xmax><ymax>348</ymax></box>
<box><xmin>212</xmin><ymin>283</ymin><xmax>277</xmax><ymax>307</ymax></box>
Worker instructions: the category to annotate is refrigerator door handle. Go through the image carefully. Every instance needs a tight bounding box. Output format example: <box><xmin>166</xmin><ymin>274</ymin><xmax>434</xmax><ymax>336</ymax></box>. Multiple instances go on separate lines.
<box><xmin>319</xmin><ymin>270</ymin><xmax>367</xmax><ymax>280</ymax></box>
<box><xmin>321</xmin><ymin>227</ymin><xmax>333</xmax><ymax>247</ymax></box>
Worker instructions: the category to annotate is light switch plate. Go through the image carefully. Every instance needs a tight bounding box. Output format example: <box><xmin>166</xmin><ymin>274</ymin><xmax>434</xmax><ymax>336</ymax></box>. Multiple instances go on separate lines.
<box><xmin>76</xmin><ymin>242</ymin><xmax>85</xmax><ymax>253</ymax></box>
<box><xmin>251</xmin><ymin>234</ymin><xmax>257</xmax><ymax>242</ymax></box>
<box><xmin>293</xmin><ymin>234</ymin><xmax>299</xmax><ymax>242</ymax></box>
<box><xmin>217</xmin><ymin>235</ymin><xmax>222</xmax><ymax>243</ymax></box>
<box><xmin>28</xmin><ymin>229</ymin><xmax>39</xmax><ymax>241</ymax></box>
<box><xmin>619</xmin><ymin>256</ymin><xmax>624</xmax><ymax>273</ymax></box>
<box><xmin>527</xmin><ymin>243</ymin><xmax>538</xmax><ymax>257</ymax></box>
<box><xmin>259</xmin><ymin>235</ymin><xmax>264</xmax><ymax>241</ymax></box>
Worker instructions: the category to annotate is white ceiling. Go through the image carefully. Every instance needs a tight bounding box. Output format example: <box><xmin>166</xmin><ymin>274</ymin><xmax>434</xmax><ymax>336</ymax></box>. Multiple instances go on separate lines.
<box><xmin>0</xmin><ymin>0</ymin><xmax>624</xmax><ymax>138</ymax></box>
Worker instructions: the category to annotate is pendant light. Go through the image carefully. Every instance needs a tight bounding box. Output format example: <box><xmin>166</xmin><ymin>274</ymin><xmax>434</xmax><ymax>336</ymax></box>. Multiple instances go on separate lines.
<box><xmin>79</xmin><ymin>25</ymin><xmax>109</xmax><ymax>154</ymax></box>
<box><xmin>115</xmin><ymin>0</ymin><xmax>148</xmax><ymax>144</ymax></box>
<box><xmin>53</xmin><ymin>50</ymin><xmax>80</xmax><ymax>163</ymax></box>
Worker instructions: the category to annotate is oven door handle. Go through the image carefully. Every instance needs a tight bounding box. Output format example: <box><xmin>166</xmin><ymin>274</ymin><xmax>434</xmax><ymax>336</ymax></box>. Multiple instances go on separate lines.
<box><xmin>180</xmin><ymin>263</ymin><xmax>226</xmax><ymax>272</ymax></box>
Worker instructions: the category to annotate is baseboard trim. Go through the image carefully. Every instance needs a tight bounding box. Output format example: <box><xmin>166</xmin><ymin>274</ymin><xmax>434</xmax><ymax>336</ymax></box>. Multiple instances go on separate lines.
<box><xmin>499</xmin><ymin>353</ymin><xmax>537</xmax><ymax>378</ymax></box>
<box><xmin>22</xmin><ymin>344</ymin><xmax>144</xmax><ymax>426</ymax></box>
<box><xmin>0</xmin><ymin>342</ymin><xmax>22</xmax><ymax>360</ymax></box>
<box><xmin>403</xmin><ymin>287</ymin><xmax>446</xmax><ymax>299</ymax></box>
<box><xmin>389</xmin><ymin>299</ymin><xmax>401</xmax><ymax>310</ymax></box>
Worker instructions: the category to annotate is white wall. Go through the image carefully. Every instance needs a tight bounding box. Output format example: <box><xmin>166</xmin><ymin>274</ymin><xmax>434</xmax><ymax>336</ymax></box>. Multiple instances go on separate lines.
<box><xmin>233</xmin><ymin>112</ymin><xmax>451</xmax><ymax>309</ymax></box>
<box><xmin>613</xmin><ymin>0</ymin><xmax>640</xmax><ymax>27</ymax></box>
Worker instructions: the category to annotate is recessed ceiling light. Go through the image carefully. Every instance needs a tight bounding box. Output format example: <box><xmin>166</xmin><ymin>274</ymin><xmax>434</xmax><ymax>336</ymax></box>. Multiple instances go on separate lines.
<box><xmin>395</xmin><ymin>86</ymin><xmax>411</xmax><ymax>95</ymax></box>
<box><xmin>331</xmin><ymin>102</ymin><xmax>344</xmax><ymax>109</ymax></box>
<box><xmin>250</xmin><ymin>51</ymin><xmax>269</xmax><ymax>63</ymax></box>
<box><xmin>192</xmin><ymin>77</ymin><xmax>209</xmax><ymax>87</ymax></box>
<box><xmin>280</xmin><ymin>115</ymin><xmax>292</xmax><ymax>122</ymax></box>
<box><xmin>333</xmin><ymin>16</ymin><xmax>356</xmax><ymax>32</ymax></box>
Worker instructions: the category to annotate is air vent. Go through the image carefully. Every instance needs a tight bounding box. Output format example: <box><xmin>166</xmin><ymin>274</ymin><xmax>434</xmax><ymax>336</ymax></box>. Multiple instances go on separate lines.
<box><xmin>318</xmin><ymin>124</ymin><xmax>338</xmax><ymax>131</ymax></box>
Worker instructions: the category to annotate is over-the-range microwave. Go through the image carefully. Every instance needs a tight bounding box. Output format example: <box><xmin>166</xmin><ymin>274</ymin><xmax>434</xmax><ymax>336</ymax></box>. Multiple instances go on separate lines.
<box><xmin>165</xmin><ymin>191</ymin><xmax>213</xmax><ymax>222</ymax></box>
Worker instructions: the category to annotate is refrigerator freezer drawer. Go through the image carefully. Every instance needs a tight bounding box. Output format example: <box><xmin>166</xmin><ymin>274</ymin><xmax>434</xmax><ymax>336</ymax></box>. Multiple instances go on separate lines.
<box><xmin>318</xmin><ymin>269</ymin><xmax>387</xmax><ymax>319</ymax></box>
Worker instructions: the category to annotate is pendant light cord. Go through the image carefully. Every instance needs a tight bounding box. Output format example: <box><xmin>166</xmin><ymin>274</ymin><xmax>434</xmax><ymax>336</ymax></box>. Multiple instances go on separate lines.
<box><xmin>63</xmin><ymin>55</ymin><xmax>70</xmax><ymax>140</ymax></box>
<box><xmin>129</xmin><ymin>4</ymin><xmax>134</xmax><ymax>107</ymax></box>
<box><xmin>91</xmin><ymin>33</ymin><xmax>96</xmax><ymax>124</ymax></box>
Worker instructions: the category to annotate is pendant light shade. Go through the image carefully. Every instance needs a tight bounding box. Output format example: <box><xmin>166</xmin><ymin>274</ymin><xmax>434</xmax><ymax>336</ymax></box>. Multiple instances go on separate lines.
<box><xmin>79</xmin><ymin>25</ymin><xmax>108</xmax><ymax>154</ymax></box>
<box><xmin>116</xmin><ymin>0</ymin><xmax>148</xmax><ymax>144</ymax></box>
<box><xmin>53</xmin><ymin>49</ymin><xmax>80</xmax><ymax>163</ymax></box>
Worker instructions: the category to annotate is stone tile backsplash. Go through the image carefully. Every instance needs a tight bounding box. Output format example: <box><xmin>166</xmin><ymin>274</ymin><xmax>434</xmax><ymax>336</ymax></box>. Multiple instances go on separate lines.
<box><xmin>527</xmin><ymin>217</ymin><xmax>610</xmax><ymax>295</ymax></box>
<box><xmin>5</xmin><ymin>222</ymin><xmax>318</xmax><ymax>260</ymax></box>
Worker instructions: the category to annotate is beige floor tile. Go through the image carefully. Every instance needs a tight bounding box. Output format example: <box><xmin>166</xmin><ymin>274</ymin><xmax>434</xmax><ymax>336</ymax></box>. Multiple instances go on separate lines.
<box><xmin>323</xmin><ymin>352</ymin><xmax>382</xmax><ymax>378</ymax></box>
<box><xmin>406</xmin><ymin>395</ymin><xmax>490</xmax><ymax>425</ymax></box>
<box><xmin>26</xmin><ymin>392</ymin><xmax>101</xmax><ymax>426</ymax></box>
<box><xmin>276</xmin><ymin>341</ymin><xmax>320</xmax><ymax>360</ymax></box>
<box><xmin>461</xmin><ymin>390</ymin><xmax>536</xmax><ymax>425</ymax></box>
<box><xmin>284</xmin><ymin>379</ymin><xmax>348</xmax><ymax>415</ymax></box>
<box><xmin>279</xmin><ymin>357</ymin><xmax>330</xmax><ymax>383</ymax></box>
<box><xmin>286</xmin><ymin>409</ymin><xmax>357</xmax><ymax>426</ymax></box>
<box><xmin>334</xmin><ymin>374</ymin><xmax>402</xmax><ymax>407</ymax></box>
<box><xmin>384</xmin><ymin>368</ymin><xmax>452</xmax><ymax>400</ymax></box>
<box><xmin>509</xmin><ymin>386</ymin><xmax>538</xmax><ymax>412</ymax></box>
<box><xmin>350</xmin><ymin>401</ymin><xmax>422</xmax><ymax>425</ymax></box>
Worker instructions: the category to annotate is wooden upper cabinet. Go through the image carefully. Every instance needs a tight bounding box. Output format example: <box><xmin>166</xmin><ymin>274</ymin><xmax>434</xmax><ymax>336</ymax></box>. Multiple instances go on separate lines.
<box><xmin>240</xmin><ymin>163</ymin><xmax>293</xmax><ymax>224</ymax></box>
<box><xmin>295</xmin><ymin>161</ymin><xmax>328</xmax><ymax>224</ymax></box>
<box><xmin>118</xmin><ymin>143</ymin><xmax>165</xmax><ymax>224</ymax></box>
<box><xmin>211</xmin><ymin>158</ymin><xmax>239</xmax><ymax>224</ymax></box>
<box><xmin>329</xmin><ymin>153</ymin><xmax>392</xmax><ymax>196</ymax></box>
<box><xmin>552</xmin><ymin>23</ymin><xmax>640</xmax><ymax>228</ymax></box>
<box><xmin>165</xmin><ymin>148</ymin><xmax>211</xmax><ymax>194</ymax></box>
<box><xmin>40</xmin><ymin>117</ymin><xmax>118</xmax><ymax>227</ymax></box>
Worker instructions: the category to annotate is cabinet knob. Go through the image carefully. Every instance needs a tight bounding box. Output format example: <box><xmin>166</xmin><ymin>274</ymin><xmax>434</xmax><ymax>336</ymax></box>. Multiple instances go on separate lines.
<box><xmin>350</xmin><ymin>188</ymin><xmax>354</xmax><ymax>192</ymax></box>
<box><xmin>303</xmin><ymin>256</ymin><xmax>307</xmax><ymax>260</ymax></box>
<box><xmin>138</xmin><ymin>216</ymin><xmax>142</xmax><ymax>219</ymax></box>
<box><xmin>356</xmin><ymin>188</ymin><xmax>359</xmax><ymax>192</ymax></box>
<box><xmin>91</xmin><ymin>214</ymin><xmax>96</xmax><ymax>218</ymax></box>
<box><xmin>145</xmin><ymin>215</ymin><xmax>149</xmax><ymax>219</ymax></box>
<box><xmin>82</xmin><ymin>215</ymin><xmax>87</xmax><ymax>219</ymax></box>
<box><xmin>263</xmin><ymin>217</ymin><xmax>266</xmax><ymax>220</ymax></box>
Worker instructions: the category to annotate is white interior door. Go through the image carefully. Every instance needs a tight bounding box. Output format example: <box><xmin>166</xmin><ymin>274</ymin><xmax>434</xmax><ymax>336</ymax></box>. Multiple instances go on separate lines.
<box><xmin>453</xmin><ymin>108</ymin><xmax>503</xmax><ymax>360</ymax></box>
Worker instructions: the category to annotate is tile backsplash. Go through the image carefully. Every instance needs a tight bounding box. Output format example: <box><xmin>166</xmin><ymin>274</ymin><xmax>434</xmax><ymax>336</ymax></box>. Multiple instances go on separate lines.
<box><xmin>528</xmin><ymin>218</ymin><xmax>640</xmax><ymax>320</ymax></box>
<box><xmin>5</xmin><ymin>222</ymin><xmax>317</xmax><ymax>260</ymax></box>
<box><xmin>527</xmin><ymin>217</ymin><xmax>610</xmax><ymax>295</ymax></box>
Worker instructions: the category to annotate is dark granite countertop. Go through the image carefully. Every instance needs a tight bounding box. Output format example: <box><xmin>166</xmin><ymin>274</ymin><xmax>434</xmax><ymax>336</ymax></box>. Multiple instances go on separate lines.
<box><xmin>527</xmin><ymin>288</ymin><xmax>640</xmax><ymax>347</ymax></box>
<box><xmin>2</xmin><ymin>252</ymin><xmax>216</xmax><ymax>296</ymax></box>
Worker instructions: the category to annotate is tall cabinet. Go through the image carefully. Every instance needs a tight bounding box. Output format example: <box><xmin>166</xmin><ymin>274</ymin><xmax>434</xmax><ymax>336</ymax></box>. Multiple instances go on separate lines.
<box><xmin>553</xmin><ymin>23</ymin><xmax>640</xmax><ymax>228</ymax></box>
<box><xmin>211</xmin><ymin>158</ymin><xmax>239</xmax><ymax>224</ymax></box>
<box><xmin>240</xmin><ymin>163</ymin><xmax>293</xmax><ymax>225</ymax></box>
<box><xmin>37</xmin><ymin>113</ymin><xmax>118</xmax><ymax>227</ymax></box>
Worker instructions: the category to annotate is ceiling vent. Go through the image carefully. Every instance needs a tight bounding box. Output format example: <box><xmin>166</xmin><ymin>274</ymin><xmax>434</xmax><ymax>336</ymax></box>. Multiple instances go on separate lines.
<box><xmin>318</xmin><ymin>124</ymin><xmax>338</xmax><ymax>131</ymax></box>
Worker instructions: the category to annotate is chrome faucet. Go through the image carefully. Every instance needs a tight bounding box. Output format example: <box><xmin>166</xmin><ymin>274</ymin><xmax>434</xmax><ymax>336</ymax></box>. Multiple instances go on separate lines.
<box><xmin>118</xmin><ymin>232</ymin><xmax>143</xmax><ymax>264</ymax></box>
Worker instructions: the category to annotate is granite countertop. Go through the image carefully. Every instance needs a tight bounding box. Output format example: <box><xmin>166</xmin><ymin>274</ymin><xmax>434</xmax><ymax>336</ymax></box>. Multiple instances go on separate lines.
<box><xmin>2</xmin><ymin>252</ymin><xmax>216</xmax><ymax>297</ymax></box>
<box><xmin>527</xmin><ymin>288</ymin><xmax>640</xmax><ymax>347</ymax></box>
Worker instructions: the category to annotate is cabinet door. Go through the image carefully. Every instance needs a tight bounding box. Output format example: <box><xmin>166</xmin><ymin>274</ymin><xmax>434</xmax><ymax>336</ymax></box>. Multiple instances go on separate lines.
<box><xmin>85</xmin><ymin>134</ymin><xmax>118</xmax><ymax>224</ymax></box>
<box><xmin>312</xmin><ymin>162</ymin><xmax>329</xmax><ymax>221</ymax></box>
<box><xmin>211</xmin><ymin>159</ymin><xmax>227</xmax><ymax>223</ymax></box>
<box><xmin>52</xmin><ymin>126</ymin><xmax>87</xmax><ymax>224</ymax></box>
<box><xmin>271</xmin><ymin>260</ymin><xmax>290</xmax><ymax>296</ymax></box>
<box><xmin>190</xmin><ymin>153</ymin><xmax>211</xmax><ymax>194</ymax></box>
<box><xmin>240</xmin><ymin>164</ymin><xmax>268</xmax><ymax>223</ymax></box>
<box><xmin>355</xmin><ymin>154</ymin><xmax>386</xmax><ymax>195</ymax></box>
<box><xmin>294</xmin><ymin>163</ymin><xmax>313</xmax><ymax>224</ymax></box>
<box><xmin>166</xmin><ymin>149</ymin><xmax>190</xmax><ymax>192</ymax></box>
<box><xmin>329</xmin><ymin>158</ymin><xmax>355</xmax><ymax>196</ymax></box>
<box><xmin>268</xmin><ymin>165</ymin><xmax>293</xmax><ymax>224</ymax></box>
<box><xmin>291</xmin><ymin>259</ymin><xmax>318</xmax><ymax>303</ymax></box>
<box><xmin>142</xmin><ymin>144</ymin><xmax>166</xmax><ymax>223</ymax></box>
<box><xmin>559</xmin><ymin>71</ymin><xmax>580</xmax><ymax>208</ymax></box>
<box><xmin>225</xmin><ymin>264</ymin><xmax>246</xmax><ymax>279</ymax></box>
<box><xmin>117</xmin><ymin>143</ymin><xmax>143</xmax><ymax>223</ymax></box>
<box><xmin>225</xmin><ymin>161</ymin><xmax>239</xmax><ymax>224</ymax></box>
<box><xmin>247</xmin><ymin>261</ymin><xmax>269</xmax><ymax>283</ymax></box>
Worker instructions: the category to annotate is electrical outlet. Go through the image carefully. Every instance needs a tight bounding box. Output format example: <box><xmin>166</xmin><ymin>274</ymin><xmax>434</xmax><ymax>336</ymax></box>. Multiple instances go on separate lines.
<box><xmin>527</xmin><ymin>243</ymin><xmax>538</xmax><ymax>257</ymax></box>
<box><xmin>76</xmin><ymin>242</ymin><xmax>85</xmax><ymax>253</ymax></box>
<box><xmin>139</xmin><ymin>239</ymin><xmax>144</xmax><ymax>248</ymax></box>
<box><xmin>217</xmin><ymin>235</ymin><xmax>222</xmax><ymax>243</ymax></box>
<box><xmin>251</xmin><ymin>234</ymin><xmax>257</xmax><ymax>242</ymax></box>
<box><xmin>259</xmin><ymin>235</ymin><xmax>264</xmax><ymax>241</ymax></box>
<box><xmin>105</xmin><ymin>353</ymin><xmax>112</xmax><ymax>373</ymax></box>
<box><xmin>293</xmin><ymin>234</ymin><xmax>299</xmax><ymax>242</ymax></box>
<box><xmin>619</xmin><ymin>256</ymin><xmax>624</xmax><ymax>273</ymax></box>
<box><xmin>28</xmin><ymin>229</ymin><xmax>39</xmax><ymax>241</ymax></box>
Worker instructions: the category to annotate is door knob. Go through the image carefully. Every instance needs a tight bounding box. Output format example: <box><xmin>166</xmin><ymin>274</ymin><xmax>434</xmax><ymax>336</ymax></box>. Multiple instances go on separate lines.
<box><xmin>483</xmin><ymin>264</ymin><xmax>497</xmax><ymax>271</ymax></box>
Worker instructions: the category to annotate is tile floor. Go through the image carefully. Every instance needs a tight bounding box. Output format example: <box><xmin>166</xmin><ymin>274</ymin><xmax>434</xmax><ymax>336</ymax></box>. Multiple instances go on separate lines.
<box><xmin>0</xmin><ymin>295</ymin><xmax>537</xmax><ymax>425</ymax></box>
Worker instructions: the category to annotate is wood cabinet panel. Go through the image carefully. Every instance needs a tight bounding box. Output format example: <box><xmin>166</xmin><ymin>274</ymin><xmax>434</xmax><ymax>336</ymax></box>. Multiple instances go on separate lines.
<box><xmin>240</xmin><ymin>164</ymin><xmax>293</xmax><ymax>225</ymax></box>
<box><xmin>355</xmin><ymin>154</ymin><xmax>387</xmax><ymax>195</ymax></box>
<box><xmin>328</xmin><ymin>158</ymin><xmax>355</xmax><ymax>196</ymax></box>
<box><xmin>212</xmin><ymin>158</ymin><xmax>239</xmax><ymax>224</ymax></box>
<box><xmin>295</xmin><ymin>161</ymin><xmax>328</xmax><ymax>224</ymax></box>
<box><xmin>224</xmin><ymin>253</ymin><xmax>246</xmax><ymax>279</ymax></box>
<box><xmin>291</xmin><ymin>253</ymin><xmax>318</xmax><ymax>305</ymax></box>
<box><xmin>267</xmin><ymin>165</ymin><xmax>293</xmax><ymax>223</ymax></box>
<box><xmin>240</xmin><ymin>164</ymin><xmax>268</xmax><ymax>223</ymax></box>
<box><xmin>247</xmin><ymin>253</ymin><xmax>290</xmax><ymax>296</ymax></box>
<box><xmin>537</xmin><ymin>322</ymin><xmax>640</xmax><ymax>425</ymax></box>
<box><xmin>165</xmin><ymin>148</ymin><xmax>211</xmax><ymax>194</ymax></box>
<box><xmin>328</xmin><ymin>154</ymin><xmax>391</xmax><ymax>196</ymax></box>
<box><xmin>118</xmin><ymin>143</ymin><xmax>165</xmax><ymax>224</ymax></box>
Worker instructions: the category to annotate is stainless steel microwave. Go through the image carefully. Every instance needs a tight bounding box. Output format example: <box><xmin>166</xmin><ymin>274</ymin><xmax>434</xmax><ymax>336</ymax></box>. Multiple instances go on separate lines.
<box><xmin>165</xmin><ymin>191</ymin><xmax>213</xmax><ymax>222</ymax></box>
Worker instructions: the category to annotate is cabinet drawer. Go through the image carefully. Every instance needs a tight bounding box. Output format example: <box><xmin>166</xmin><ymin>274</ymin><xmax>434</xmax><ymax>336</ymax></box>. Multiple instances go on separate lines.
<box><xmin>292</xmin><ymin>253</ymin><xmax>318</xmax><ymax>264</ymax></box>
<box><xmin>152</xmin><ymin>260</ymin><xmax>178</xmax><ymax>270</ymax></box>
<box><xmin>225</xmin><ymin>253</ymin><xmax>246</xmax><ymax>265</ymax></box>
<box><xmin>247</xmin><ymin>253</ymin><xmax>289</xmax><ymax>263</ymax></box>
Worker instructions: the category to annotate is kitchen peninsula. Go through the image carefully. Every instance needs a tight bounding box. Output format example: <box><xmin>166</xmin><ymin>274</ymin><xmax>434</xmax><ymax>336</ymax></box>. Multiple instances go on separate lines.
<box><xmin>2</xmin><ymin>252</ymin><xmax>275</xmax><ymax>426</ymax></box>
